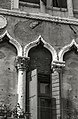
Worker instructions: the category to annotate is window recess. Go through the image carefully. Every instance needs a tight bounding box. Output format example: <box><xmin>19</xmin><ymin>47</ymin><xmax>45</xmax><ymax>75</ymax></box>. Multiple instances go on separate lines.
<box><xmin>53</xmin><ymin>0</ymin><xmax>67</xmax><ymax>8</ymax></box>
<box><xmin>39</xmin><ymin>98</ymin><xmax>52</xmax><ymax>119</ymax></box>
<box><xmin>38</xmin><ymin>74</ymin><xmax>51</xmax><ymax>97</ymax></box>
<box><xmin>19</xmin><ymin>0</ymin><xmax>40</xmax><ymax>4</ymax></box>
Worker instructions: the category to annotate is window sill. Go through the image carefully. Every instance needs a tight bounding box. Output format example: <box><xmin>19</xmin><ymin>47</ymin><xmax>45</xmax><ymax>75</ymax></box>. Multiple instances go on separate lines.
<box><xmin>38</xmin><ymin>94</ymin><xmax>51</xmax><ymax>97</ymax></box>
<box><xmin>73</xmin><ymin>9</ymin><xmax>78</xmax><ymax>14</ymax></box>
<box><xmin>53</xmin><ymin>7</ymin><xmax>67</xmax><ymax>12</ymax></box>
<box><xmin>19</xmin><ymin>1</ymin><xmax>40</xmax><ymax>8</ymax></box>
<box><xmin>47</xmin><ymin>6</ymin><xmax>67</xmax><ymax>12</ymax></box>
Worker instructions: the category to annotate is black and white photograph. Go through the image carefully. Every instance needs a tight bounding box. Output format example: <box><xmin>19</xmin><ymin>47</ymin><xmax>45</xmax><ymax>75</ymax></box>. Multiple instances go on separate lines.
<box><xmin>0</xmin><ymin>0</ymin><xmax>78</xmax><ymax>119</ymax></box>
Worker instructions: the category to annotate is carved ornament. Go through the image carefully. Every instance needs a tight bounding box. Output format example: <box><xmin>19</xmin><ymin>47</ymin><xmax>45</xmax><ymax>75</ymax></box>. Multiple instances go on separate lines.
<box><xmin>52</xmin><ymin>60</ymin><xmax>65</xmax><ymax>73</ymax></box>
<box><xmin>15</xmin><ymin>56</ymin><xmax>30</xmax><ymax>70</ymax></box>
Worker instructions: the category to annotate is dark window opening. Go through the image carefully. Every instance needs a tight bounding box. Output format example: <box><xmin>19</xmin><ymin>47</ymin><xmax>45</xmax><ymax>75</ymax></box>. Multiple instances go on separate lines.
<box><xmin>39</xmin><ymin>98</ymin><xmax>57</xmax><ymax>119</ymax></box>
<box><xmin>39</xmin><ymin>98</ymin><xmax>52</xmax><ymax>119</ymax></box>
<box><xmin>38</xmin><ymin>74</ymin><xmax>51</xmax><ymax>97</ymax></box>
<box><xmin>19</xmin><ymin>0</ymin><xmax>40</xmax><ymax>4</ymax></box>
<box><xmin>53</xmin><ymin>0</ymin><xmax>67</xmax><ymax>8</ymax></box>
<box><xmin>40</xmin><ymin>82</ymin><xmax>50</xmax><ymax>94</ymax></box>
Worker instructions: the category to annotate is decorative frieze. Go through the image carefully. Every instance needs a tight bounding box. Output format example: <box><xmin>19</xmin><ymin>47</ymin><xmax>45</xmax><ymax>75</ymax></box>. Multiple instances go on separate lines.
<box><xmin>15</xmin><ymin>56</ymin><xmax>30</xmax><ymax>70</ymax></box>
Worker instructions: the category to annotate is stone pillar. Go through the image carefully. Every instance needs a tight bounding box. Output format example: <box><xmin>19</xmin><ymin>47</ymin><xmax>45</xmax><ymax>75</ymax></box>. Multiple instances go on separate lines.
<box><xmin>40</xmin><ymin>0</ymin><xmax>46</xmax><ymax>13</ymax></box>
<box><xmin>11</xmin><ymin>0</ymin><xmax>19</xmax><ymax>10</ymax></box>
<box><xmin>15</xmin><ymin>56</ymin><xmax>30</xmax><ymax>112</ymax></box>
<box><xmin>67</xmin><ymin>0</ymin><xmax>73</xmax><ymax>18</ymax></box>
<box><xmin>52</xmin><ymin>61</ymin><xmax>65</xmax><ymax>119</ymax></box>
<box><xmin>47</xmin><ymin>0</ymin><xmax>52</xmax><ymax>9</ymax></box>
<box><xmin>52</xmin><ymin>68</ymin><xmax>61</xmax><ymax>119</ymax></box>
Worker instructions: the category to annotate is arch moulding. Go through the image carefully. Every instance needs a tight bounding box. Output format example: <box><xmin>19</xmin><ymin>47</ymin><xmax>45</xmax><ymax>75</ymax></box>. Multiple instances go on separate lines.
<box><xmin>0</xmin><ymin>30</ymin><xmax>22</xmax><ymax>56</ymax></box>
<box><xmin>24</xmin><ymin>35</ymin><xmax>57</xmax><ymax>62</ymax></box>
<box><xmin>58</xmin><ymin>39</ymin><xmax>78</xmax><ymax>62</ymax></box>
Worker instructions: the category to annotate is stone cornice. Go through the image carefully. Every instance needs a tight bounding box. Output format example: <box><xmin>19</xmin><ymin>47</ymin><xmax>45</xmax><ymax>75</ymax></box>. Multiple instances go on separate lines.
<box><xmin>0</xmin><ymin>8</ymin><xmax>78</xmax><ymax>25</ymax></box>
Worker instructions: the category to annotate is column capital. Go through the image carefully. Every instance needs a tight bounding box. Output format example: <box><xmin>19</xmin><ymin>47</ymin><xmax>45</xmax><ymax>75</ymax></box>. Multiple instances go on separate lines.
<box><xmin>15</xmin><ymin>56</ymin><xmax>30</xmax><ymax>70</ymax></box>
<box><xmin>52</xmin><ymin>60</ymin><xmax>65</xmax><ymax>73</ymax></box>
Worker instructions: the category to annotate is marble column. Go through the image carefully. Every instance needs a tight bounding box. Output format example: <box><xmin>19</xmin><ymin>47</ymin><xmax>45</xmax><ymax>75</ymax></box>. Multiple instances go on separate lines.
<box><xmin>15</xmin><ymin>56</ymin><xmax>30</xmax><ymax>113</ymax></box>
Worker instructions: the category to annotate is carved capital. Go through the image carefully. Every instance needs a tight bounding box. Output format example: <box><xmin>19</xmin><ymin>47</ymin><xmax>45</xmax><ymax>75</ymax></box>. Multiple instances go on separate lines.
<box><xmin>52</xmin><ymin>60</ymin><xmax>65</xmax><ymax>73</ymax></box>
<box><xmin>15</xmin><ymin>56</ymin><xmax>30</xmax><ymax>70</ymax></box>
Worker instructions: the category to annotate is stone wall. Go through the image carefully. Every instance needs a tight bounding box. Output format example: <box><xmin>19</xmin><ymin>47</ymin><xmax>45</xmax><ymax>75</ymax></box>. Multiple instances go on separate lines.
<box><xmin>0</xmin><ymin>40</ymin><xmax>17</xmax><ymax>110</ymax></box>
<box><xmin>6</xmin><ymin>16</ymin><xmax>77</xmax><ymax>52</ymax></box>
<box><xmin>62</xmin><ymin>49</ymin><xmax>78</xmax><ymax>119</ymax></box>
<box><xmin>0</xmin><ymin>0</ymin><xmax>11</xmax><ymax>9</ymax></box>
<box><xmin>0</xmin><ymin>11</ymin><xmax>78</xmax><ymax>118</ymax></box>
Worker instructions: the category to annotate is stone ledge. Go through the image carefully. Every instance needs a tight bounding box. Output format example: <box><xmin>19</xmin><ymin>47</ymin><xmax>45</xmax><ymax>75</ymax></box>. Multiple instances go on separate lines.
<box><xmin>0</xmin><ymin>8</ymin><xmax>78</xmax><ymax>25</ymax></box>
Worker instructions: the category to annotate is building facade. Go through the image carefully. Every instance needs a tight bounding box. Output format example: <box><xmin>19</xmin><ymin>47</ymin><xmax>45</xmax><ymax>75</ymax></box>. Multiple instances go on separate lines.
<box><xmin>0</xmin><ymin>0</ymin><xmax>78</xmax><ymax>119</ymax></box>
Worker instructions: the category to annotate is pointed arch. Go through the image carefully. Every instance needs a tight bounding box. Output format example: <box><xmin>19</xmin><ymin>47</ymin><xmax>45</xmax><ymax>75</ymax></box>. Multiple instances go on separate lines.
<box><xmin>58</xmin><ymin>39</ymin><xmax>78</xmax><ymax>62</ymax></box>
<box><xmin>0</xmin><ymin>30</ymin><xmax>22</xmax><ymax>56</ymax></box>
<box><xmin>24</xmin><ymin>35</ymin><xmax>57</xmax><ymax>61</ymax></box>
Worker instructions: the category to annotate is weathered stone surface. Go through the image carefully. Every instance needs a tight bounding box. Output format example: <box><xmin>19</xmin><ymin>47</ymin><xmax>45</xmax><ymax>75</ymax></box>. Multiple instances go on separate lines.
<box><xmin>13</xmin><ymin>18</ymin><xmax>76</xmax><ymax>51</ymax></box>
<box><xmin>0</xmin><ymin>41</ymin><xmax>17</xmax><ymax>110</ymax></box>
<box><xmin>14</xmin><ymin>20</ymin><xmax>44</xmax><ymax>45</ymax></box>
<box><xmin>0</xmin><ymin>2</ymin><xmax>78</xmax><ymax>118</ymax></box>
<box><xmin>62</xmin><ymin>50</ymin><xmax>78</xmax><ymax>119</ymax></box>
<box><xmin>0</xmin><ymin>0</ymin><xmax>11</xmax><ymax>9</ymax></box>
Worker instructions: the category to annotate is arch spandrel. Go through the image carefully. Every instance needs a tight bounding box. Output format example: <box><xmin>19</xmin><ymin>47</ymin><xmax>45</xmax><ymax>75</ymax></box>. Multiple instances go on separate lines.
<box><xmin>24</xmin><ymin>35</ymin><xmax>57</xmax><ymax>62</ymax></box>
<box><xmin>58</xmin><ymin>39</ymin><xmax>78</xmax><ymax>62</ymax></box>
<box><xmin>0</xmin><ymin>30</ymin><xmax>22</xmax><ymax>56</ymax></box>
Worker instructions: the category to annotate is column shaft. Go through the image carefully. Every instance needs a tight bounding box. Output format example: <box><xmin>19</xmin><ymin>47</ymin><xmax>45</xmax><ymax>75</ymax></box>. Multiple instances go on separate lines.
<box><xmin>17</xmin><ymin>69</ymin><xmax>26</xmax><ymax>111</ymax></box>
<box><xmin>15</xmin><ymin>56</ymin><xmax>30</xmax><ymax>115</ymax></box>
<box><xmin>11</xmin><ymin>0</ymin><xmax>19</xmax><ymax>10</ymax></box>
<box><xmin>67</xmin><ymin>0</ymin><xmax>73</xmax><ymax>18</ymax></box>
<box><xmin>40</xmin><ymin>0</ymin><xmax>46</xmax><ymax>13</ymax></box>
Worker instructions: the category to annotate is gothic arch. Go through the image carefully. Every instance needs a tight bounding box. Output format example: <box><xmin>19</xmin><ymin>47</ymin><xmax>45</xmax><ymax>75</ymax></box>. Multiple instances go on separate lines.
<box><xmin>24</xmin><ymin>35</ymin><xmax>57</xmax><ymax>62</ymax></box>
<box><xmin>58</xmin><ymin>39</ymin><xmax>78</xmax><ymax>62</ymax></box>
<box><xmin>0</xmin><ymin>30</ymin><xmax>22</xmax><ymax>56</ymax></box>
